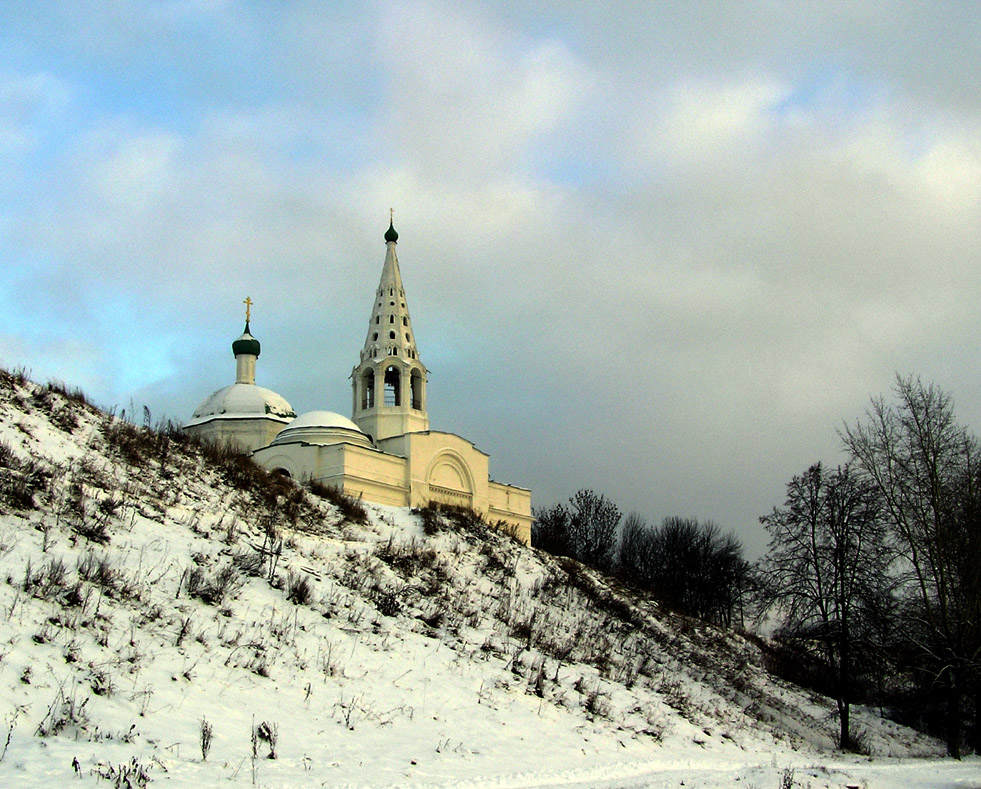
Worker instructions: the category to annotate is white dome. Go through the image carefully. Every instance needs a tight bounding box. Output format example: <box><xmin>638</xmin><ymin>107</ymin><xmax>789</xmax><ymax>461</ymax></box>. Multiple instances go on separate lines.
<box><xmin>271</xmin><ymin>410</ymin><xmax>373</xmax><ymax>448</ymax></box>
<box><xmin>186</xmin><ymin>383</ymin><xmax>295</xmax><ymax>427</ymax></box>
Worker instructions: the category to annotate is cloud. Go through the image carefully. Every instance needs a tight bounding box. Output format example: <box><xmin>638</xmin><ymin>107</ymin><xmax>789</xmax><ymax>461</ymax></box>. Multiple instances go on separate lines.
<box><xmin>633</xmin><ymin>78</ymin><xmax>790</xmax><ymax>169</ymax></box>
<box><xmin>1</xmin><ymin>1</ymin><xmax>980</xmax><ymax>559</ymax></box>
<box><xmin>372</xmin><ymin>0</ymin><xmax>592</xmax><ymax>180</ymax></box>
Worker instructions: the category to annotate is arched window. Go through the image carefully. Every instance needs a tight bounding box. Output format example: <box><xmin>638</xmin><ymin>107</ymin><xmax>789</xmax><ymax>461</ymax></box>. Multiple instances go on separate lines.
<box><xmin>384</xmin><ymin>366</ymin><xmax>401</xmax><ymax>406</ymax></box>
<box><xmin>372</xmin><ymin>332</ymin><xmax>378</xmax><ymax>341</ymax></box>
<box><xmin>361</xmin><ymin>370</ymin><xmax>375</xmax><ymax>409</ymax></box>
<box><xmin>410</xmin><ymin>369</ymin><xmax>423</xmax><ymax>410</ymax></box>
<box><xmin>389</xmin><ymin>315</ymin><xmax>395</xmax><ymax>324</ymax></box>
<box><xmin>402</xmin><ymin>316</ymin><xmax>407</xmax><ymax>326</ymax></box>
<box><xmin>375</xmin><ymin>316</ymin><xmax>380</xmax><ymax>324</ymax></box>
<box><xmin>389</xmin><ymin>331</ymin><xmax>396</xmax><ymax>339</ymax></box>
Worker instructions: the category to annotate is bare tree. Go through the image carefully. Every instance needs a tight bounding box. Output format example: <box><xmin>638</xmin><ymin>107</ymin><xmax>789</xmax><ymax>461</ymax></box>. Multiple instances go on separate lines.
<box><xmin>531</xmin><ymin>502</ymin><xmax>571</xmax><ymax>557</ymax></box>
<box><xmin>842</xmin><ymin>375</ymin><xmax>980</xmax><ymax>757</ymax></box>
<box><xmin>568</xmin><ymin>489</ymin><xmax>621</xmax><ymax>571</ymax></box>
<box><xmin>760</xmin><ymin>462</ymin><xmax>888</xmax><ymax>749</ymax></box>
<box><xmin>618</xmin><ymin>515</ymin><xmax>749</xmax><ymax>627</ymax></box>
<box><xmin>617</xmin><ymin>513</ymin><xmax>655</xmax><ymax>587</ymax></box>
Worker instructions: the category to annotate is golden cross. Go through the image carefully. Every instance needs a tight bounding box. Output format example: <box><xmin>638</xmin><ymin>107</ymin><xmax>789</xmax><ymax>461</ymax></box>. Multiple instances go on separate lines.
<box><xmin>243</xmin><ymin>296</ymin><xmax>253</xmax><ymax>323</ymax></box>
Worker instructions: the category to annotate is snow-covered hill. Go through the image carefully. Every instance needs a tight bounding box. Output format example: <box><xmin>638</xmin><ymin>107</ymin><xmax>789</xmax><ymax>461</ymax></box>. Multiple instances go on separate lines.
<box><xmin>0</xmin><ymin>368</ymin><xmax>975</xmax><ymax>788</ymax></box>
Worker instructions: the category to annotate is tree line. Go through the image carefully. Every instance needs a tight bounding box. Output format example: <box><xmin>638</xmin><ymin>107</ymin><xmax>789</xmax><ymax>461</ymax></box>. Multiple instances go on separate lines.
<box><xmin>532</xmin><ymin>490</ymin><xmax>751</xmax><ymax>630</ymax></box>
<box><xmin>532</xmin><ymin>374</ymin><xmax>981</xmax><ymax>757</ymax></box>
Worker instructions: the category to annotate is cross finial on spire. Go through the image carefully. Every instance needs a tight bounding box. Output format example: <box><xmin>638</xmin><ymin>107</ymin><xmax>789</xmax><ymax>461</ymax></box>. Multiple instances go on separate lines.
<box><xmin>389</xmin><ymin>207</ymin><xmax>393</xmax><ymax>224</ymax></box>
<box><xmin>243</xmin><ymin>296</ymin><xmax>253</xmax><ymax>323</ymax></box>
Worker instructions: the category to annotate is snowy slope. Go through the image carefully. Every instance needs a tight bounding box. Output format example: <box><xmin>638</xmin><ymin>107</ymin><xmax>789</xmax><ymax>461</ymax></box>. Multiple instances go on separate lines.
<box><xmin>0</xmin><ymin>369</ymin><xmax>976</xmax><ymax>788</ymax></box>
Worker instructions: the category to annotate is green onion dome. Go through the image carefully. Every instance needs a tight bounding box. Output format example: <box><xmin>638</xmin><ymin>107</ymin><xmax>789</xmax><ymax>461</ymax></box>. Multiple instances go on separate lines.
<box><xmin>232</xmin><ymin>322</ymin><xmax>261</xmax><ymax>357</ymax></box>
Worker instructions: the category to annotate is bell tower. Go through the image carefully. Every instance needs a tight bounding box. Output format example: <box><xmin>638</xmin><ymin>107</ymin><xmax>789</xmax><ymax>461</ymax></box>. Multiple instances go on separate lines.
<box><xmin>351</xmin><ymin>215</ymin><xmax>429</xmax><ymax>443</ymax></box>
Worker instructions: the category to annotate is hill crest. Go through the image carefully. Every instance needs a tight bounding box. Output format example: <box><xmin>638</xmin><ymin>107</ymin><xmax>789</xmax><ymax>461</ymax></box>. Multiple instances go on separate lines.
<box><xmin>0</xmin><ymin>369</ymin><xmax>961</xmax><ymax>787</ymax></box>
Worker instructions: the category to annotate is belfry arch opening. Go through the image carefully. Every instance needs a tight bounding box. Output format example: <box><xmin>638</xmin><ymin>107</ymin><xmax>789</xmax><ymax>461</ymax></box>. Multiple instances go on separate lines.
<box><xmin>361</xmin><ymin>370</ymin><xmax>375</xmax><ymax>409</ymax></box>
<box><xmin>384</xmin><ymin>366</ymin><xmax>401</xmax><ymax>406</ymax></box>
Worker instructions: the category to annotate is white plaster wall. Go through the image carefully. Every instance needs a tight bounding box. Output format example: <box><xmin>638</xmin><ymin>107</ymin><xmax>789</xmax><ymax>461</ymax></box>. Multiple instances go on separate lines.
<box><xmin>184</xmin><ymin>418</ymin><xmax>287</xmax><ymax>454</ymax></box>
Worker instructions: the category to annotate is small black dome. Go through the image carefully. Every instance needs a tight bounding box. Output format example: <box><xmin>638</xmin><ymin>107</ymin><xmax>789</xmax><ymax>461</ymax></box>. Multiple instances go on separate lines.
<box><xmin>384</xmin><ymin>220</ymin><xmax>398</xmax><ymax>243</ymax></box>
<box><xmin>232</xmin><ymin>322</ymin><xmax>261</xmax><ymax>357</ymax></box>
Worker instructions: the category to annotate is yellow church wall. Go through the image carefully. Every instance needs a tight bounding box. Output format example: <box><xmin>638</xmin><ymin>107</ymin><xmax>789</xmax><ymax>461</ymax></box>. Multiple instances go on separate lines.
<box><xmin>376</xmin><ymin>431</ymin><xmax>531</xmax><ymax>543</ymax></box>
<box><xmin>379</xmin><ymin>431</ymin><xmax>489</xmax><ymax>508</ymax></box>
<box><xmin>253</xmin><ymin>441</ymin><xmax>411</xmax><ymax>508</ymax></box>
<box><xmin>488</xmin><ymin>481</ymin><xmax>533</xmax><ymax>545</ymax></box>
<box><xmin>320</xmin><ymin>444</ymin><xmax>411</xmax><ymax>507</ymax></box>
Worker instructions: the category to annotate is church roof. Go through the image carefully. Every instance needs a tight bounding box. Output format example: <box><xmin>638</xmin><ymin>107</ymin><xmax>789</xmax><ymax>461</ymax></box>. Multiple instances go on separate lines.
<box><xmin>270</xmin><ymin>410</ymin><xmax>373</xmax><ymax>449</ymax></box>
<box><xmin>357</xmin><ymin>218</ymin><xmax>425</xmax><ymax>367</ymax></box>
<box><xmin>186</xmin><ymin>383</ymin><xmax>295</xmax><ymax>427</ymax></box>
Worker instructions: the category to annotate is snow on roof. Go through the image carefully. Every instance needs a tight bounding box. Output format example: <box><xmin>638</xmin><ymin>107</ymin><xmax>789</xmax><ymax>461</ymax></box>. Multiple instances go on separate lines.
<box><xmin>185</xmin><ymin>383</ymin><xmax>295</xmax><ymax>426</ymax></box>
<box><xmin>270</xmin><ymin>409</ymin><xmax>373</xmax><ymax>448</ymax></box>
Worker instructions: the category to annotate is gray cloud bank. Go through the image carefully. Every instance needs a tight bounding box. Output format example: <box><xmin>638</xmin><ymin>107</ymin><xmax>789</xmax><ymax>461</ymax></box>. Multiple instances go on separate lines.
<box><xmin>1</xmin><ymin>1</ymin><xmax>979</xmax><ymax>556</ymax></box>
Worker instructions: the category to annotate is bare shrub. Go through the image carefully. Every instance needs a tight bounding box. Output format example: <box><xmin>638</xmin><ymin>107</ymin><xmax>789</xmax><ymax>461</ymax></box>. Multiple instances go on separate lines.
<box><xmin>50</xmin><ymin>404</ymin><xmax>79</xmax><ymax>433</ymax></box>
<box><xmin>231</xmin><ymin>547</ymin><xmax>265</xmax><ymax>577</ymax></box>
<box><xmin>77</xmin><ymin>552</ymin><xmax>119</xmax><ymax>593</ymax></box>
<box><xmin>254</xmin><ymin>720</ymin><xmax>278</xmax><ymax>759</ymax></box>
<box><xmin>94</xmin><ymin>759</ymin><xmax>151</xmax><ymax>788</ymax></box>
<box><xmin>90</xmin><ymin>667</ymin><xmax>114</xmax><ymax>697</ymax></box>
<box><xmin>200</xmin><ymin>717</ymin><xmax>213</xmax><ymax>761</ymax></box>
<box><xmin>23</xmin><ymin>556</ymin><xmax>69</xmax><ymax>600</ymax></box>
<box><xmin>495</xmin><ymin>520</ymin><xmax>522</xmax><ymax>542</ymax></box>
<box><xmin>101</xmin><ymin>418</ymin><xmax>153</xmax><ymax>466</ymax></box>
<box><xmin>376</xmin><ymin>536</ymin><xmax>438</xmax><ymax>575</ymax></box>
<box><xmin>186</xmin><ymin>563</ymin><xmax>243</xmax><ymax>606</ymax></box>
<box><xmin>0</xmin><ymin>442</ymin><xmax>15</xmax><ymax>469</ymax></box>
<box><xmin>175</xmin><ymin>616</ymin><xmax>192</xmax><ymax>647</ymax></box>
<box><xmin>286</xmin><ymin>571</ymin><xmax>314</xmax><ymax>605</ymax></box>
<box><xmin>45</xmin><ymin>379</ymin><xmax>89</xmax><ymax>407</ymax></box>
<box><xmin>309</xmin><ymin>480</ymin><xmax>368</xmax><ymax>524</ymax></box>
<box><xmin>0</xmin><ymin>366</ymin><xmax>29</xmax><ymax>390</ymax></box>
<box><xmin>0</xmin><ymin>450</ymin><xmax>51</xmax><ymax>511</ymax></box>
<box><xmin>74</xmin><ymin>516</ymin><xmax>111</xmax><ymax>545</ymax></box>
<box><xmin>371</xmin><ymin>585</ymin><xmax>405</xmax><ymax>617</ymax></box>
<box><xmin>35</xmin><ymin>686</ymin><xmax>90</xmax><ymax>737</ymax></box>
<box><xmin>0</xmin><ymin>709</ymin><xmax>20</xmax><ymax>762</ymax></box>
<box><xmin>416</xmin><ymin>505</ymin><xmax>443</xmax><ymax>535</ymax></box>
<box><xmin>416</xmin><ymin>502</ymin><xmax>487</xmax><ymax>538</ymax></box>
<box><xmin>584</xmin><ymin>688</ymin><xmax>612</xmax><ymax>720</ymax></box>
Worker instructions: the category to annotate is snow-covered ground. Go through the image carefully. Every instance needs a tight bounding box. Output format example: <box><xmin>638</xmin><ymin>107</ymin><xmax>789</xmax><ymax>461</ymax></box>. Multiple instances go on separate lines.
<box><xmin>0</xmin><ymin>371</ymin><xmax>977</xmax><ymax>788</ymax></box>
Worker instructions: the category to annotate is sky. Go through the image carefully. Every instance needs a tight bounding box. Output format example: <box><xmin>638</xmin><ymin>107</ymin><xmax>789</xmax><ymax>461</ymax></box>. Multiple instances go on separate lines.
<box><xmin>1</xmin><ymin>0</ymin><xmax>979</xmax><ymax>558</ymax></box>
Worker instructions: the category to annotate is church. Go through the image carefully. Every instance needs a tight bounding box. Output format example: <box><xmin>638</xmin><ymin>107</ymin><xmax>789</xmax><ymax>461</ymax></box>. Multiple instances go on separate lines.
<box><xmin>184</xmin><ymin>219</ymin><xmax>533</xmax><ymax>544</ymax></box>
